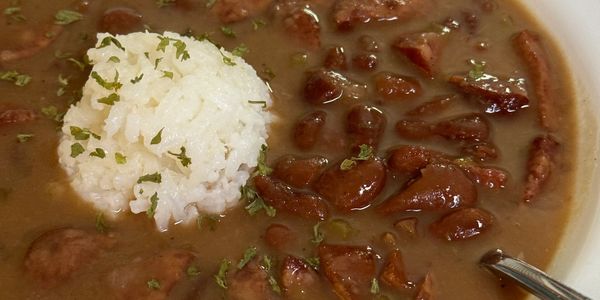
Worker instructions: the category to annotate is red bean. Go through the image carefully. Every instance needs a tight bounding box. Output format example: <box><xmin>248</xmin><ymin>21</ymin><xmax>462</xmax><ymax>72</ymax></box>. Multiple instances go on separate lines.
<box><xmin>272</xmin><ymin>155</ymin><xmax>328</xmax><ymax>188</ymax></box>
<box><xmin>430</xmin><ymin>208</ymin><xmax>494</xmax><ymax>241</ymax></box>
<box><xmin>433</xmin><ymin>113</ymin><xmax>490</xmax><ymax>141</ymax></box>
<box><xmin>352</xmin><ymin>53</ymin><xmax>378</xmax><ymax>71</ymax></box>
<box><xmin>318</xmin><ymin>244</ymin><xmax>376</xmax><ymax>299</ymax></box>
<box><xmin>346</xmin><ymin>105</ymin><xmax>386</xmax><ymax>150</ymax></box>
<box><xmin>374</xmin><ymin>72</ymin><xmax>422</xmax><ymax>101</ymax></box>
<box><xmin>254</xmin><ymin>176</ymin><xmax>329</xmax><ymax>220</ymax></box>
<box><xmin>323</xmin><ymin>46</ymin><xmax>347</xmax><ymax>70</ymax></box>
<box><xmin>99</xmin><ymin>8</ymin><xmax>143</xmax><ymax>35</ymax></box>
<box><xmin>293</xmin><ymin>110</ymin><xmax>327</xmax><ymax>150</ymax></box>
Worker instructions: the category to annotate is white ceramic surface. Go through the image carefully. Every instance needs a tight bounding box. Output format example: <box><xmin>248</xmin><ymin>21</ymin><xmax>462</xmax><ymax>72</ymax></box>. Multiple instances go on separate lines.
<box><xmin>517</xmin><ymin>0</ymin><xmax>600</xmax><ymax>298</ymax></box>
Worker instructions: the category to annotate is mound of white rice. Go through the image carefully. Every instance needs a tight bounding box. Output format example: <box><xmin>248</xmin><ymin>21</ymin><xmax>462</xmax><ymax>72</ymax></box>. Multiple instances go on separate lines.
<box><xmin>58</xmin><ymin>32</ymin><xmax>272</xmax><ymax>231</ymax></box>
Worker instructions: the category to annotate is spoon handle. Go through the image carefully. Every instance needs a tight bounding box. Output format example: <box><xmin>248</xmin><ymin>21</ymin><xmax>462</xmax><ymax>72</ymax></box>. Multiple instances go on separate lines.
<box><xmin>480</xmin><ymin>249</ymin><xmax>591</xmax><ymax>300</ymax></box>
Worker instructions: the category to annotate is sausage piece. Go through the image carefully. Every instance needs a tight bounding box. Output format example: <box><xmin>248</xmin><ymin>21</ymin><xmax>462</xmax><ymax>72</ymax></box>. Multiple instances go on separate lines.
<box><xmin>24</xmin><ymin>228</ymin><xmax>116</xmax><ymax>287</ymax></box>
<box><xmin>254</xmin><ymin>175</ymin><xmax>329</xmax><ymax>220</ymax></box>
<box><xmin>523</xmin><ymin>135</ymin><xmax>559</xmax><ymax>202</ymax></box>
<box><xmin>378</xmin><ymin>164</ymin><xmax>477</xmax><ymax>214</ymax></box>
<box><xmin>281</xmin><ymin>256</ymin><xmax>320</xmax><ymax>296</ymax></box>
<box><xmin>98</xmin><ymin>7</ymin><xmax>143</xmax><ymax>34</ymax></box>
<box><xmin>0</xmin><ymin>108</ymin><xmax>37</xmax><ymax>125</ymax></box>
<box><xmin>449</xmin><ymin>74</ymin><xmax>529</xmax><ymax>114</ymax></box>
<box><xmin>461</xmin><ymin>142</ymin><xmax>499</xmax><ymax>162</ymax></box>
<box><xmin>318</xmin><ymin>244</ymin><xmax>376</xmax><ymax>300</ymax></box>
<box><xmin>352</xmin><ymin>53</ymin><xmax>378</xmax><ymax>71</ymax></box>
<box><xmin>392</xmin><ymin>32</ymin><xmax>444</xmax><ymax>77</ymax></box>
<box><xmin>229</xmin><ymin>259</ymin><xmax>279</xmax><ymax>300</ymax></box>
<box><xmin>387</xmin><ymin>145</ymin><xmax>446</xmax><ymax>176</ymax></box>
<box><xmin>415</xmin><ymin>272</ymin><xmax>434</xmax><ymax>300</ymax></box>
<box><xmin>514</xmin><ymin>30</ymin><xmax>557</xmax><ymax>130</ymax></box>
<box><xmin>430</xmin><ymin>208</ymin><xmax>494</xmax><ymax>241</ymax></box>
<box><xmin>293</xmin><ymin>110</ymin><xmax>327</xmax><ymax>150</ymax></box>
<box><xmin>346</xmin><ymin>105</ymin><xmax>386</xmax><ymax>150</ymax></box>
<box><xmin>315</xmin><ymin>158</ymin><xmax>386</xmax><ymax>211</ymax></box>
<box><xmin>374</xmin><ymin>72</ymin><xmax>422</xmax><ymax>101</ymax></box>
<box><xmin>432</xmin><ymin>113</ymin><xmax>490</xmax><ymax>141</ymax></box>
<box><xmin>380</xmin><ymin>250</ymin><xmax>414</xmax><ymax>290</ymax></box>
<box><xmin>282</xmin><ymin>7</ymin><xmax>321</xmax><ymax>49</ymax></box>
<box><xmin>211</xmin><ymin>0</ymin><xmax>274</xmax><ymax>23</ymax></box>
<box><xmin>333</xmin><ymin>0</ymin><xmax>429</xmax><ymax>30</ymax></box>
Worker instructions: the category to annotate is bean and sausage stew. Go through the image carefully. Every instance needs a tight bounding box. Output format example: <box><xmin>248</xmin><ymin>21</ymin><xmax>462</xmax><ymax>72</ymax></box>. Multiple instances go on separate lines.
<box><xmin>0</xmin><ymin>0</ymin><xmax>576</xmax><ymax>299</ymax></box>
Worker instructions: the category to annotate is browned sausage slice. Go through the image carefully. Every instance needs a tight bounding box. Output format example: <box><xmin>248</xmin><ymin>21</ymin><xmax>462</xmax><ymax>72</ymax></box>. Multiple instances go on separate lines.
<box><xmin>324</xmin><ymin>46</ymin><xmax>348</xmax><ymax>70</ymax></box>
<box><xmin>282</xmin><ymin>6</ymin><xmax>321</xmax><ymax>49</ymax></box>
<box><xmin>514</xmin><ymin>30</ymin><xmax>557</xmax><ymax>131</ymax></box>
<box><xmin>449</xmin><ymin>74</ymin><xmax>529</xmax><ymax>114</ymax></box>
<box><xmin>254</xmin><ymin>175</ymin><xmax>329</xmax><ymax>220</ymax></box>
<box><xmin>281</xmin><ymin>256</ymin><xmax>320</xmax><ymax>296</ymax></box>
<box><xmin>378</xmin><ymin>164</ymin><xmax>477</xmax><ymax>214</ymax></box>
<box><xmin>108</xmin><ymin>249</ymin><xmax>195</xmax><ymax>300</ymax></box>
<box><xmin>99</xmin><ymin>8</ymin><xmax>143</xmax><ymax>35</ymax></box>
<box><xmin>318</xmin><ymin>244</ymin><xmax>376</xmax><ymax>300</ymax></box>
<box><xmin>211</xmin><ymin>0</ymin><xmax>274</xmax><ymax>23</ymax></box>
<box><xmin>392</xmin><ymin>32</ymin><xmax>444</xmax><ymax>77</ymax></box>
<box><xmin>430</xmin><ymin>208</ymin><xmax>494</xmax><ymax>241</ymax></box>
<box><xmin>415</xmin><ymin>272</ymin><xmax>434</xmax><ymax>300</ymax></box>
<box><xmin>332</xmin><ymin>0</ymin><xmax>430</xmax><ymax>30</ymax></box>
<box><xmin>380</xmin><ymin>250</ymin><xmax>414</xmax><ymax>290</ymax></box>
<box><xmin>24</xmin><ymin>228</ymin><xmax>116</xmax><ymax>288</ymax></box>
<box><xmin>523</xmin><ymin>135</ymin><xmax>559</xmax><ymax>202</ymax></box>
<box><xmin>387</xmin><ymin>145</ymin><xmax>446</xmax><ymax>176</ymax></box>
<box><xmin>315</xmin><ymin>158</ymin><xmax>386</xmax><ymax>211</ymax></box>
<box><xmin>229</xmin><ymin>259</ymin><xmax>279</xmax><ymax>300</ymax></box>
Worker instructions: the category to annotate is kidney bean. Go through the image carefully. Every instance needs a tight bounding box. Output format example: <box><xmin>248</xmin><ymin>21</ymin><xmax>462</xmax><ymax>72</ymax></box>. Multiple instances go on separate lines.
<box><xmin>293</xmin><ymin>110</ymin><xmax>327</xmax><ymax>150</ymax></box>
<box><xmin>374</xmin><ymin>72</ymin><xmax>422</xmax><ymax>101</ymax></box>
<box><xmin>272</xmin><ymin>155</ymin><xmax>328</xmax><ymax>189</ymax></box>
<box><xmin>430</xmin><ymin>208</ymin><xmax>494</xmax><ymax>241</ymax></box>
<box><xmin>346</xmin><ymin>105</ymin><xmax>386</xmax><ymax>149</ymax></box>
<box><xmin>392</xmin><ymin>32</ymin><xmax>444</xmax><ymax>77</ymax></box>
<box><xmin>432</xmin><ymin>113</ymin><xmax>490</xmax><ymax>141</ymax></box>
<box><xmin>254</xmin><ymin>176</ymin><xmax>329</xmax><ymax>220</ymax></box>
<box><xmin>324</xmin><ymin>46</ymin><xmax>347</xmax><ymax>70</ymax></box>
<box><xmin>99</xmin><ymin>7</ymin><xmax>143</xmax><ymax>35</ymax></box>
<box><xmin>318</xmin><ymin>244</ymin><xmax>376</xmax><ymax>299</ymax></box>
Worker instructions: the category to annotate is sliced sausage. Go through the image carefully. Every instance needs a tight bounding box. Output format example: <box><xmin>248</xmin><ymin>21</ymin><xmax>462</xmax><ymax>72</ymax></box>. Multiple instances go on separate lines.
<box><xmin>293</xmin><ymin>110</ymin><xmax>327</xmax><ymax>150</ymax></box>
<box><xmin>406</xmin><ymin>94</ymin><xmax>456</xmax><ymax>117</ymax></box>
<box><xmin>461</xmin><ymin>164</ymin><xmax>508</xmax><ymax>189</ymax></box>
<box><xmin>318</xmin><ymin>244</ymin><xmax>376</xmax><ymax>300</ymax></box>
<box><xmin>264</xmin><ymin>224</ymin><xmax>295</xmax><ymax>251</ymax></box>
<box><xmin>211</xmin><ymin>0</ymin><xmax>274</xmax><ymax>23</ymax></box>
<box><xmin>99</xmin><ymin>7</ymin><xmax>143</xmax><ymax>34</ymax></box>
<box><xmin>304</xmin><ymin>69</ymin><xmax>366</xmax><ymax>104</ymax></box>
<box><xmin>346</xmin><ymin>105</ymin><xmax>386</xmax><ymax>150</ymax></box>
<box><xmin>332</xmin><ymin>0</ymin><xmax>429</xmax><ymax>30</ymax></box>
<box><xmin>281</xmin><ymin>256</ymin><xmax>320</xmax><ymax>296</ymax></box>
<box><xmin>374</xmin><ymin>72</ymin><xmax>422</xmax><ymax>101</ymax></box>
<box><xmin>430</xmin><ymin>208</ymin><xmax>494</xmax><ymax>241</ymax></box>
<box><xmin>254</xmin><ymin>175</ymin><xmax>329</xmax><ymax>220</ymax></box>
<box><xmin>282</xmin><ymin>7</ymin><xmax>321</xmax><ymax>49</ymax></box>
<box><xmin>272</xmin><ymin>155</ymin><xmax>328</xmax><ymax>188</ymax></box>
<box><xmin>449</xmin><ymin>74</ymin><xmax>529</xmax><ymax>114</ymax></box>
<box><xmin>24</xmin><ymin>228</ymin><xmax>116</xmax><ymax>288</ymax></box>
<box><xmin>315</xmin><ymin>158</ymin><xmax>386</xmax><ymax>211</ymax></box>
<box><xmin>432</xmin><ymin>113</ymin><xmax>490</xmax><ymax>141</ymax></box>
<box><xmin>523</xmin><ymin>135</ymin><xmax>559</xmax><ymax>202</ymax></box>
<box><xmin>0</xmin><ymin>108</ymin><xmax>37</xmax><ymax>125</ymax></box>
<box><xmin>108</xmin><ymin>249</ymin><xmax>195</xmax><ymax>300</ymax></box>
<box><xmin>392</xmin><ymin>32</ymin><xmax>444</xmax><ymax>77</ymax></box>
<box><xmin>229</xmin><ymin>259</ymin><xmax>279</xmax><ymax>300</ymax></box>
<box><xmin>387</xmin><ymin>145</ymin><xmax>446</xmax><ymax>176</ymax></box>
<box><xmin>514</xmin><ymin>30</ymin><xmax>557</xmax><ymax>130</ymax></box>
<box><xmin>461</xmin><ymin>142</ymin><xmax>499</xmax><ymax>162</ymax></box>
<box><xmin>380</xmin><ymin>250</ymin><xmax>414</xmax><ymax>290</ymax></box>
<box><xmin>378</xmin><ymin>164</ymin><xmax>477</xmax><ymax>214</ymax></box>
<box><xmin>415</xmin><ymin>272</ymin><xmax>434</xmax><ymax>300</ymax></box>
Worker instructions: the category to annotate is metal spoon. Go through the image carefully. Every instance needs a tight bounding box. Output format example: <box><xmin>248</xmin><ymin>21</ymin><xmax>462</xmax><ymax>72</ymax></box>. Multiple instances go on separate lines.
<box><xmin>480</xmin><ymin>249</ymin><xmax>591</xmax><ymax>300</ymax></box>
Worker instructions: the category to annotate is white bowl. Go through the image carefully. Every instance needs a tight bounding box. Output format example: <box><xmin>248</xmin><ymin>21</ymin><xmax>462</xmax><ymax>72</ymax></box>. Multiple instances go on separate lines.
<box><xmin>520</xmin><ymin>0</ymin><xmax>600</xmax><ymax>297</ymax></box>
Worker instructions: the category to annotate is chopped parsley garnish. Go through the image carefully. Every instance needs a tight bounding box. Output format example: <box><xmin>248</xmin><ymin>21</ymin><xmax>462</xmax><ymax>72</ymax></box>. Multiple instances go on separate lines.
<box><xmin>255</xmin><ymin>144</ymin><xmax>272</xmax><ymax>176</ymax></box>
<box><xmin>187</xmin><ymin>265</ymin><xmax>201</xmax><ymax>277</ymax></box>
<box><xmin>196</xmin><ymin>214</ymin><xmax>219</xmax><ymax>232</ymax></box>
<box><xmin>54</xmin><ymin>50</ymin><xmax>73</xmax><ymax>59</ymax></box>
<box><xmin>220</xmin><ymin>26</ymin><xmax>236</xmax><ymax>38</ymax></box>
<box><xmin>168</xmin><ymin>146</ymin><xmax>192</xmax><ymax>167</ymax></box>
<box><xmin>232</xmin><ymin>44</ymin><xmax>248</xmax><ymax>57</ymax></box>
<box><xmin>248</xmin><ymin>100</ymin><xmax>267</xmax><ymax>108</ymax></box>
<box><xmin>205</xmin><ymin>0</ymin><xmax>217</xmax><ymax>8</ymax></box>
<box><xmin>115</xmin><ymin>152</ymin><xmax>127</xmax><ymax>164</ymax></box>
<box><xmin>70</xmin><ymin>126</ymin><xmax>100</xmax><ymax>140</ymax></box>
<box><xmin>150</xmin><ymin>128</ymin><xmax>164</xmax><ymax>145</ymax></box>
<box><xmin>242</xmin><ymin>185</ymin><xmax>276</xmax><ymax>217</ymax></box>
<box><xmin>237</xmin><ymin>246</ymin><xmax>257</xmax><ymax>269</ymax></box>
<box><xmin>261</xmin><ymin>256</ymin><xmax>281</xmax><ymax>295</ymax></box>
<box><xmin>147</xmin><ymin>278</ymin><xmax>160</xmax><ymax>290</ymax></box>
<box><xmin>147</xmin><ymin>192</ymin><xmax>159</xmax><ymax>218</ymax></box>
<box><xmin>214</xmin><ymin>259</ymin><xmax>231</xmax><ymax>289</ymax></box>
<box><xmin>95</xmin><ymin>212</ymin><xmax>108</xmax><ymax>233</ymax></box>
<box><xmin>311</xmin><ymin>222</ymin><xmax>324</xmax><ymax>244</ymax></box>
<box><xmin>57</xmin><ymin>74</ymin><xmax>69</xmax><ymax>96</ymax></box>
<box><xmin>54</xmin><ymin>9</ymin><xmax>83</xmax><ymax>25</ymax></box>
<box><xmin>0</xmin><ymin>70</ymin><xmax>31</xmax><ymax>87</ymax></box>
<box><xmin>108</xmin><ymin>56</ymin><xmax>120</xmax><ymax>63</ymax></box>
<box><xmin>41</xmin><ymin>105</ymin><xmax>64</xmax><ymax>123</ymax></box>
<box><xmin>304</xmin><ymin>257</ymin><xmax>320</xmax><ymax>270</ymax></box>
<box><xmin>91</xmin><ymin>71</ymin><xmax>122</xmax><ymax>91</ymax></box>
<box><xmin>70</xmin><ymin>143</ymin><xmax>85</xmax><ymax>158</ymax></box>
<box><xmin>157</xmin><ymin>36</ymin><xmax>170</xmax><ymax>52</ymax></box>
<box><xmin>4</xmin><ymin>7</ymin><xmax>25</xmax><ymax>22</ymax></box>
<box><xmin>154</xmin><ymin>58</ymin><xmax>163</xmax><ymax>69</ymax></box>
<box><xmin>219</xmin><ymin>50</ymin><xmax>236</xmax><ymax>66</ymax></box>
<box><xmin>97</xmin><ymin>36</ymin><xmax>125</xmax><ymax>51</ymax></box>
<box><xmin>468</xmin><ymin>59</ymin><xmax>486</xmax><ymax>80</ymax></box>
<box><xmin>370</xmin><ymin>278</ymin><xmax>380</xmax><ymax>294</ymax></box>
<box><xmin>16</xmin><ymin>133</ymin><xmax>33</xmax><ymax>143</ymax></box>
<box><xmin>67</xmin><ymin>57</ymin><xmax>86</xmax><ymax>71</ymax></box>
<box><xmin>156</xmin><ymin>36</ymin><xmax>190</xmax><ymax>61</ymax></box>
<box><xmin>89</xmin><ymin>148</ymin><xmax>106</xmax><ymax>159</ymax></box>
<box><xmin>252</xmin><ymin>19</ymin><xmax>266</xmax><ymax>30</ymax></box>
<box><xmin>97</xmin><ymin>93</ymin><xmax>120</xmax><ymax>106</ymax></box>
<box><xmin>137</xmin><ymin>172</ymin><xmax>162</xmax><ymax>184</ymax></box>
<box><xmin>130</xmin><ymin>74</ymin><xmax>144</xmax><ymax>84</ymax></box>
<box><xmin>340</xmin><ymin>144</ymin><xmax>374</xmax><ymax>170</ymax></box>
<box><xmin>162</xmin><ymin>70</ymin><xmax>174</xmax><ymax>79</ymax></box>
<box><xmin>156</xmin><ymin>0</ymin><xmax>176</xmax><ymax>8</ymax></box>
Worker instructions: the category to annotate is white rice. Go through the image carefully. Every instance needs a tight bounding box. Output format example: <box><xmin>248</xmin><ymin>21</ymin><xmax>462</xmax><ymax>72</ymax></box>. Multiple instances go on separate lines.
<box><xmin>57</xmin><ymin>32</ymin><xmax>272</xmax><ymax>231</ymax></box>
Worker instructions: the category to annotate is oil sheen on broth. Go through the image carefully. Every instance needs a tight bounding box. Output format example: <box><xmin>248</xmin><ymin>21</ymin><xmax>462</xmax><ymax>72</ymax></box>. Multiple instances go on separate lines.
<box><xmin>0</xmin><ymin>0</ymin><xmax>576</xmax><ymax>299</ymax></box>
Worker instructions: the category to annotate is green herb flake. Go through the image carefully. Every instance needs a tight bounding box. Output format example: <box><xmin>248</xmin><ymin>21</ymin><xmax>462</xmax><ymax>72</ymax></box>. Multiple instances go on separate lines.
<box><xmin>252</xmin><ymin>19</ymin><xmax>266</xmax><ymax>31</ymax></box>
<box><xmin>340</xmin><ymin>144</ymin><xmax>374</xmax><ymax>170</ymax></box>
<box><xmin>70</xmin><ymin>126</ymin><xmax>100</xmax><ymax>140</ymax></box>
<box><xmin>54</xmin><ymin>9</ymin><xmax>83</xmax><ymax>25</ymax></box>
<box><xmin>147</xmin><ymin>192</ymin><xmax>159</xmax><ymax>218</ymax></box>
<box><xmin>220</xmin><ymin>26</ymin><xmax>236</xmax><ymax>38</ymax></box>
<box><xmin>4</xmin><ymin>7</ymin><xmax>21</xmax><ymax>16</ymax></box>
<box><xmin>115</xmin><ymin>152</ymin><xmax>127</xmax><ymax>164</ymax></box>
<box><xmin>237</xmin><ymin>246</ymin><xmax>257</xmax><ymax>269</ymax></box>
<box><xmin>327</xmin><ymin>219</ymin><xmax>356</xmax><ymax>240</ymax></box>
<box><xmin>162</xmin><ymin>70</ymin><xmax>174</xmax><ymax>79</ymax></box>
<box><xmin>187</xmin><ymin>265</ymin><xmax>201</xmax><ymax>277</ymax></box>
<box><xmin>304</xmin><ymin>257</ymin><xmax>320</xmax><ymax>270</ymax></box>
<box><xmin>168</xmin><ymin>146</ymin><xmax>192</xmax><ymax>167</ymax></box>
<box><xmin>232</xmin><ymin>44</ymin><xmax>249</xmax><ymax>57</ymax></box>
<box><xmin>173</xmin><ymin>40</ymin><xmax>190</xmax><ymax>61</ymax></box>
<box><xmin>130</xmin><ymin>74</ymin><xmax>144</xmax><ymax>84</ymax></box>
<box><xmin>156</xmin><ymin>0</ymin><xmax>176</xmax><ymax>8</ymax></box>
<box><xmin>0</xmin><ymin>70</ymin><xmax>31</xmax><ymax>87</ymax></box>
<box><xmin>214</xmin><ymin>259</ymin><xmax>231</xmax><ymax>289</ymax></box>
<box><xmin>150</xmin><ymin>128</ymin><xmax>164</xmax><ymax>145</ymax></box>
<box><xmin>261</xmin><ymin>256</ymin><xmax>281</xmax><ymax>295</ymax></box>
<box><xmin>370</xmin><ymin>278</ymin><xmax>380</xmax><ymax>294</ymax></box>
<box><xmin>57</xmin><ymin>74</ymin><xmax>69</xmax><ymax>96</ymax></box>
<box><xmin>137</xmin><ymin>172</ymin><xmax>162</xmax><ymax>184</ymax></box>
<box><xmin>70</xmin><ymin>143</ymin><xmax>85</xmax><ymax>158</ymax></box>
<box><xmin>41</xmin><ymin>105</ymin><xmax>64</xmax><ymax>123</ymax></box>
<box><xmin>205</xmin><ymin>0</ymin><xmax>217</xmax><ymax>8</ymax></box>
<box><xmin>97</xmin><ymin>93</ymin><xmax>120</xmax><ymax>106</ymax></box>
<box><xmin>291</xmin><ymin>52</ymin><xmax>308</xmax><ymax>66</ymax></box>
<box><xmin>95</xmin><ymin>212</ymin><xmax>109</xmax><ymax>233</ymax></box>
<box><xmin>154</xmin><ymin>57</ymin><xmax>163</xmax><ymax>69</ymax></box>
<box><xmin>97</xmin><ymin>36</ymin><xmax>125</xmax><ymax>51</ymax></box>
<box><xmin>108</xmin><ymin>56</ymin><xmax>120</xmax><ymax>63</ymax></box>
<box><xmin>311</xmin><ymin>222</ymin><xmax>324</xmax><ymax>244</ymax></box>
<box><xmin>156</xmin><ymin>36</ymin><xmax>170</xmax><ymax>52</ymax></box>
<box><xmin>248</xmin><ymin>100</ymin><xmax>267</xmax><ymax>108</ymax></box>
<box><xmin>196</xmin><ymin>214</ymin><xmax>219</xmax><ymax>232</ymax></box>
<box><xmin>89</xmin><ymin>148</ymin><xmax>106</xmax><ymax>159</ymax></box>
<box><xmin>67</xmin><ymin>57</ymin><xmax>86</xmax><ymax>71</ymax></box>
<box><xmin>340</xmin><ymin>159</ymin><xmax>357</xmax><ymax>171</ymax></box>
<box><xmin>147</xmin><ymin>278</ymin><xmax>160</xmax><ymax>290</ymax></box>
<box><xmin>16</xmin><ymin>133</ymin><xmax>33</xmax><ymax>143</ymax></box>
<box><xmin>242</xmin><ymin>185</ymin><xmax>276</xmax><ymax>217</ymax></box>
<box><xmin>91</xmin><ymin>71</ymin><xmax>122</xmax><ymax>91</ymax></box>
<box><xmin>256</xmin><ymin>144</ymin><xmax>272</xmax><ymax>176</ymax></box>
<box><xmin>468</xmin><ymin>59</ymin><xmax>486</xmax><ymax>80</ymax></box>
